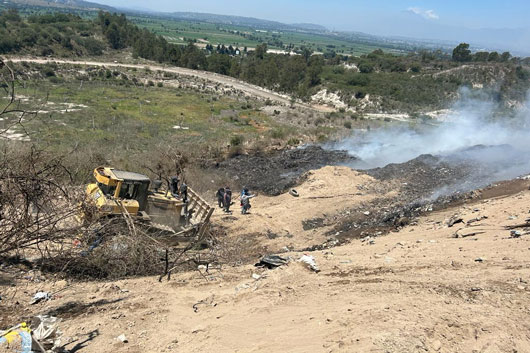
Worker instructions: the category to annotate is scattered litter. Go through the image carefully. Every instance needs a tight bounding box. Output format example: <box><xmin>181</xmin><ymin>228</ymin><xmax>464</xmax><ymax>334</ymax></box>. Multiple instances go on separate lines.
<box><xmin>117</xmin><ymin>334</ymin><xmax>128</xmax><ymax>343</ymax></box>
<box><xmin>32</xmin><ymin>315</ymin><xmax>62</xmax><ymax>351</ymax></box>
<box><xmin>0</xmin><ymin>323</ymin><xmax>32</xmax><ymax>353</ymax></box>
<box><xmin>470</xmin><ymin>287</ymin><xmax>482</xmax><ymax>292</ymax></box>
<box><xmin>255</xmin><ymin>255</ymin><xmax>289</xmax><ymax>269</ymax></box>
<box><xmin>31</xmin><ymin>291</ymin><xmax>51</xmax><ymax>305</ymax></box>
<box><xmin>454</xmin><ymin>230</ymin><xmax>486</xmax><ymax>238</ymax></box>
<box><xmin>363</xmin><ymin>211</ymin><xmax>370</xmax><ymax>216</ymax></box>
<box><xmin>474</xmin><ymin>257</ymin><xmax>485</xmax><ymax>262</ymax></box>
<box><xmin>173</xmin><ymin>125</ymin><xmax>190</xmax><ymax>130</ymax></box>
<box><xmin>510</xmin><ymin>230</ymin><xmax>522</xmax><ymax>238</ymax></box>
<box><xmin>251</xmin><ymin>273</ymin><xmax>261</xmax><ymax>280</ymax></box>
<box><xmin>299</xmin><ymin>254</ymin><xmax>320</xmax><ymax>272</ymax></box>
<box><xmin>289</xmin><ymin>189</ymin><xmax>299</xmax><ymax>197</ymax></box>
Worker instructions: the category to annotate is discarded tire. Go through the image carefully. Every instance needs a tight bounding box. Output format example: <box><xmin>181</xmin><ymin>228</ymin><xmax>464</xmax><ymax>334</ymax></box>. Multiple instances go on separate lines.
<box><xmin>289</xmin><ymin>189</ymin><xmax>299</xmax><ymax>197</ymax></box>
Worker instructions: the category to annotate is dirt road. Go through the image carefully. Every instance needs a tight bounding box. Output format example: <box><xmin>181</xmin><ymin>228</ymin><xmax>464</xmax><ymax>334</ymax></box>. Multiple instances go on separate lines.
<box><xmin>2</xmin><ymin>165</ymin><xmax>530</xmax><ymax>352</ymax></box>
<box><xmin>6</xmin><ymin>57</ymin><xmax>331</xmax><ymax>112</ymax></box>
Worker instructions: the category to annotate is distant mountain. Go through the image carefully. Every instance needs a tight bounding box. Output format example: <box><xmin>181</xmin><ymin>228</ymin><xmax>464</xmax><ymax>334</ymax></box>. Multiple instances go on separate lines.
<box><xmin>290</xmin><ymin>23</ymin><xmax>327</xmax><ymax>32</ymax></box>
<box><xmin>156</xmin><ymin>12</ymin><xmax>325</xmax><ymax>32</ymax></box>
<box><xmin>3</xmin><ymin>0</ymin><xmax>115</xmax><ymax>11</ymax></box>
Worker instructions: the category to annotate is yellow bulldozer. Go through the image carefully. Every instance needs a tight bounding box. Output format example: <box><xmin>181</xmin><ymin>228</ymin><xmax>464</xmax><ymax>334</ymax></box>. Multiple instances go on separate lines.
<box><xmin>85</xmin><ymin>166</ymin><xmax>213</xmax><ymax>239</ymax></box>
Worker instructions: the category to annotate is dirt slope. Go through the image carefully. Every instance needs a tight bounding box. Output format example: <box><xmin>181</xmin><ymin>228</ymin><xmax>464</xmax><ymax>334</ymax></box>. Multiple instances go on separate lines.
<box><xmin>2</xmin><ymin>166</ymin><xmax>530</xmax><ymax>353</ymax></box>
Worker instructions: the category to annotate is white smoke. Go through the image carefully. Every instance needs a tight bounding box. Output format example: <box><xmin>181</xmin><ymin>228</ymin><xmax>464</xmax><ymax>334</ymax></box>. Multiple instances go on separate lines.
<box><xmin>331</xmin><ymin>88</ymin><xmax>530</xmax><ymax>171</ymax></box>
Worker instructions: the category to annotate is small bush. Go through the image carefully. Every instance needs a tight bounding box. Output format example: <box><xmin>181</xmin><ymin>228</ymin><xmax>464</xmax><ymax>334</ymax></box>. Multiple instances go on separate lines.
<box><xmin>287</xmin><ymin>137</ymin><xmax>300</xmax><ymax>146</ymax></box>
<box><xmin>343</xmin><ymin>121</ymin><xmax>352</xmax><ymax>129</ymax></box>
<box><xmin>270</xmin><ymin>128</ymin><xmax>286</xmax><ymax>139</ymax></box>
<box><xmin>230</xmin><ymin>135</ymin><xmax>244</xmax><ymax>146</ymax></box>
<box><xmin>157</xmin><ymin>82</ymin><xmax>163</xmax><ymax>87</ymax></box>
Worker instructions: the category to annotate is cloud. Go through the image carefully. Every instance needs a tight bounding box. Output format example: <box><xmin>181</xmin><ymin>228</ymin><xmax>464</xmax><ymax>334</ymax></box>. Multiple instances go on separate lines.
<box><xmin>407</xmin><ymin>7</ymin><xmax>439</xmax><ymax>20</ymax></box>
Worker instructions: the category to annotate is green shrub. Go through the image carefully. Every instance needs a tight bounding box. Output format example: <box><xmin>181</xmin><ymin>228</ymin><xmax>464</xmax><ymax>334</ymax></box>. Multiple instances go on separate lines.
<box><xmin>287</xmin><ymin>137</ymin><xmax>300</xmax><ymax>146</ymax></box>
<box><xmin>230</xmin><ymin>135</ymin><xmax>244</xmax><ymax>146</ymax></box>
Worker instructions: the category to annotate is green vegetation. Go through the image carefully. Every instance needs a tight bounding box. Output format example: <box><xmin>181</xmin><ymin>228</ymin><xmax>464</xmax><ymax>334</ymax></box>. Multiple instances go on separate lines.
<box><xmin>128</xmin><ymin>15</ymin><xmax>402</xmax><ymax>56</ymax></box>
<box><xmin>0</xmin><ymin>67</ymin><xmax>309</xmax><ymax>171</ymax></box>
<box><xmin>0</xmin><ymin>9</ymin><xmax>103</xmax><ymax>56</ymax></box>
<box><xmin>1</xmin><ymin>9</ymin><xmax>529</xmax><ymax>115</ymax></box>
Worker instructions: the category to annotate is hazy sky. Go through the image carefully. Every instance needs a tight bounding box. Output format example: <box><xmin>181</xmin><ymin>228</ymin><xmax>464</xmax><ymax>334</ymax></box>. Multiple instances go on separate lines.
<box><xmin>94</xmin><ymin>0</ymin><xmax>529</xmax><ymax>31</ymax></box>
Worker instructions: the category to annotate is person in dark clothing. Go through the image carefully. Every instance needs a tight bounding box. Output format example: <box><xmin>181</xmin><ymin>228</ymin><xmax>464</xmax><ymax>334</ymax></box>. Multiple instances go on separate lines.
<box><xmin>216</xmin><ymin>187</ymin><xmax>225</xmax><ymax>208</ymax></box>
<box><xmin>170</xmin><ymin>175</ymin><xmax>179</xmax><ymax>197</ymax></box>
<box><xmin>223</xmin><ymin>186</ymin><xmax>232</xmax><ymax>213</ymax></box>
<box><xmin>180</xmin><ymin>182</ymin><xmax>188</xmax><ymax>203</ymax></box>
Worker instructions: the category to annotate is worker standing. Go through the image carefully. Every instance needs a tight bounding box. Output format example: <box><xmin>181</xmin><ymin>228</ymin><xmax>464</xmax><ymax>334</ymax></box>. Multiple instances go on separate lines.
<box><xmin>240</xmin><ymin>192</ymin><xmax>256</xmax><ymax>215</ymax></box>
<box><xmin>223</xmin><ymin>186</ymin><xmax>232</xmax><ymax>213</ymax></box>
<box><xmin>180</xmin><ymin>181</ymin><xmax>188</xmax><ymax>203</ymax></box>
<box><xmin>216</xmin><ymin>187</ymin><xmax>225</xmax><ymax>208</ymax></box>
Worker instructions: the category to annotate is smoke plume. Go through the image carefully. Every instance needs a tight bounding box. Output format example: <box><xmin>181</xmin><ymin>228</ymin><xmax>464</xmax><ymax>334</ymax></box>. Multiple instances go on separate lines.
<box><xmin>329</xmin><ymin>88</ymin><xmax>530</xmax><ymax>195</ymax></box>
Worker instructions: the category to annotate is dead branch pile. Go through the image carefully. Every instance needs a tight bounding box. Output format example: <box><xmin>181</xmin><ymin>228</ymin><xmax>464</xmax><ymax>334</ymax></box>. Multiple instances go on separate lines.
<box><xmin>0</xmin><ymin>145</ymin><xmax>84</xmax><ymax>255</ymax></box>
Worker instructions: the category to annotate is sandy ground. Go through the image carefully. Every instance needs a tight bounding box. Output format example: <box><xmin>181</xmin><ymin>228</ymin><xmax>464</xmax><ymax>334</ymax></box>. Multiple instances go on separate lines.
<box><xmin>5</xmin><ymin>57</ymin><xmax>327</xmax><ymax>112</ymax></box>
<box><xmin>213</xmin><ymin>166</ymin><xmax>395</xmax><ymax>250</ymax></box>
<box><xmin>2</xmin><ymin>165</ymin><xmax>530</xmax><ymax>352</ymax></box>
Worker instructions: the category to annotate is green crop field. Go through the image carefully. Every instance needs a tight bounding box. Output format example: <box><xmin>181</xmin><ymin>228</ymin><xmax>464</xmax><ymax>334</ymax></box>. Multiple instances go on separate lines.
<box><xmin>128</xmin><ymin>15</ymin><xmax>401</xmax><ymax>56</ymax></box>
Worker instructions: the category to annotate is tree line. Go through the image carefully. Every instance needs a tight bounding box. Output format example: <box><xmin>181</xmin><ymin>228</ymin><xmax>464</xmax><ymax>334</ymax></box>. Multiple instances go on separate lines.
<box><xmin>96</xmin><ymin>11</ymin><xmax>323</xmax><ymax>96</ymax></box>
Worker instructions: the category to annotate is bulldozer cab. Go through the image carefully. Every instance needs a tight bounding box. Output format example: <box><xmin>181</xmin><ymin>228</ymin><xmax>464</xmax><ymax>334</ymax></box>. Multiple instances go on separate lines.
<box><xmin>94</xmin><ymin>167</ymin><xmax>151</xmax><ymax>211</ymax></box>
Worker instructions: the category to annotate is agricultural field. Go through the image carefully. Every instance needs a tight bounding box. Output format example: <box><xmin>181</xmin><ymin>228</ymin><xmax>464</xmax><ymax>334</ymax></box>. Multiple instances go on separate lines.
<box><xmin>128</xmin><ymin>15</ymin><xmax>402</xmax><ymax>56</ymax></box>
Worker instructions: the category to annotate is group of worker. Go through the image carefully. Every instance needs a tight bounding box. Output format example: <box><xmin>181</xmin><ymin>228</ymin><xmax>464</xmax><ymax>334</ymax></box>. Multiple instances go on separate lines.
<box><xmin>216</xmin><ymin>187</ymin><xmax>256</xmax><ymax>214</ymax></box>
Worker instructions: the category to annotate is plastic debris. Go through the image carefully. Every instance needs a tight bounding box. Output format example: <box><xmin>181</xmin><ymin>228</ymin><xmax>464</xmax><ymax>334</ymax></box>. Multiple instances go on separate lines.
<box><xmin>299</xmin><ymin>254</ymin><xmax>320</xmax><ymax>272</ymax></box>
<box><xmin>117</xmin><ymin>334</ymin><xmax>128</xmax><ymax>343</ymax></box>
<box><xmin>32</xmin><ymin>315</ymin><xmax>62</xmax><ymax>351</ymax></box>
<box><xmin>255</xmin><ymin>255</ymin><xmax>289</xmax><ymax>269</ymax></box>
<box><xmin>30</xmin><ymin>291</ymin><xmax>51</xmax><ymax>305</ymax></box>
<box><xmin>0</xmin><ymin>323</ymin><xmax>32</xmax><ymax>353</ymax></box>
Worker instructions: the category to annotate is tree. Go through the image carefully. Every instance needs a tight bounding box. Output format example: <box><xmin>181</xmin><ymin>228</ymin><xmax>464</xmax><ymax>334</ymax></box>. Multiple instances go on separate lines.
<box><xmin>452</xmin><ymin>43</ymin><xmax>472</xmax><ymax>62</ymax></box>
<box><xmin>500</xmin><ymin>51</ymin><xmax>512</xmax><ymax>62</ymax></box>
<box><xmin>488</xmin><ymin>51</ymin><xmax>500</xmax><ymax>62</ymax></box>
<box><xmin>255</xmin><ymin>43</ymin><xmax>267</xmax><ymax>59</ymax></box>
<box><xmin>301</xmin><ymin>46</ymin><xmax>313</xmax><ymax>62</ymax></box>
<box><xmin>473</xmin><ymin>51</ymin><xmax>489</xmax><ymax>62</ymax></box>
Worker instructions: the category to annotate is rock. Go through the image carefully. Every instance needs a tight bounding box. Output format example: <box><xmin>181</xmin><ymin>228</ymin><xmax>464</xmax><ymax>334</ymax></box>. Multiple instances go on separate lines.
<box><xmin>117</xmin><ymin>334</ymin><xmax>128</xmax><ymax>343</ymax></box>
<box><xmin>431</xmin><ymin>340</ymin><xmax>442</xmax><ymax>351</ymax></box>
<box><xmin>517</xmin><ymin>285</ymin><xmax>526</xmax><ymax>290</ymax></box>
<box><xmin>368</xmin><ymin>240</ymin><xmax>376</xmax><ymax>245</ymax></box>
<box><xmin>363</xmin><ymin>211</ymin><xmax>370</xmax><ymax>216</ymax></box>
<box><xmin>251</xmin><ymin>273</ymin><xmax>261</xmax><ymax>280</ymax></box>
<box><xmin>470</xmin><ymin>287</ymin><xmax>482</xmax><ymax>292</ymax></box>
<box><xmin>448</xmin><ymin>215</ymin><xmax>464</xmax><ymax>227</ymax></box>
